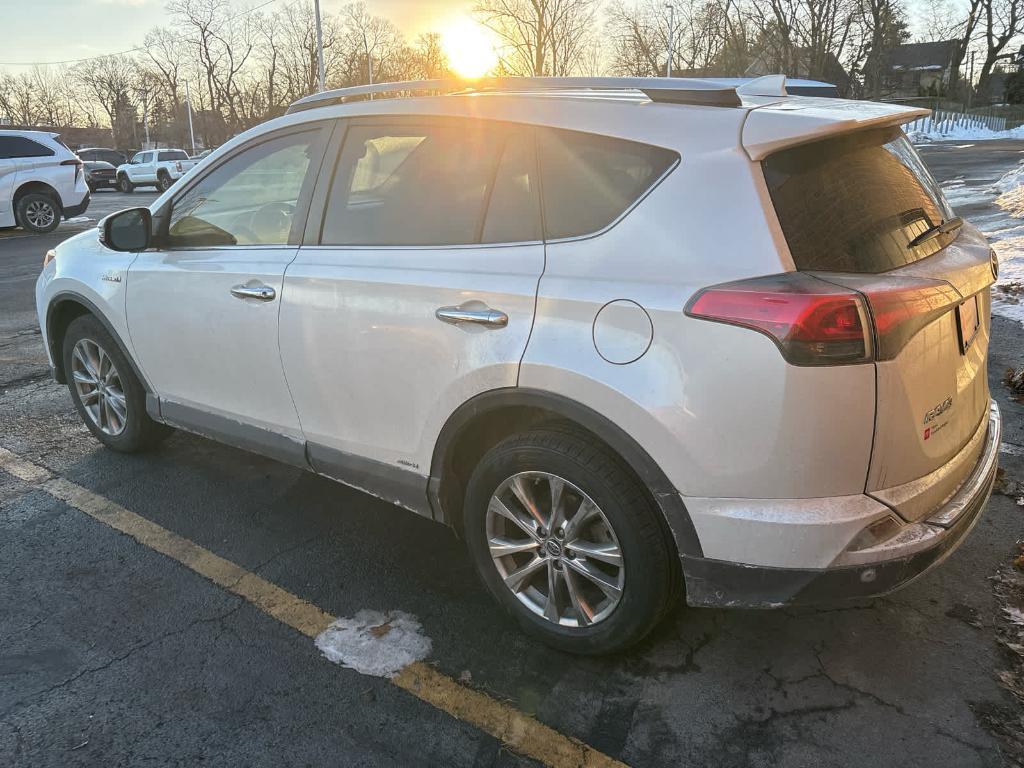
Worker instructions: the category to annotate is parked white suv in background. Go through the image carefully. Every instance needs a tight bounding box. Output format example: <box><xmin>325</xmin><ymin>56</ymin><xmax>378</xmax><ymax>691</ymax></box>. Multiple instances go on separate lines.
<box><xmin>1</xmin><ymin>130</ymin><xmax>89</xmax><ymax>234</ymax></box>
<box><xmin>35</xmin><ymin>77</ymin><xmax>1001</xmax><ymax>654</ymax></box>
<box><xmin>116</xmin><ymin>148</ymin><xmax>198</xmax><ymax>193</ymax></box>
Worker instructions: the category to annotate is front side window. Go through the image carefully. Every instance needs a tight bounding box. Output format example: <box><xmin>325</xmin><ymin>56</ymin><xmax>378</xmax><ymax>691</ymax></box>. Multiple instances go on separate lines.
<box><xmin>764</xmin><ymin>127</ymin><xmax>957</xmax><ymax>273</ymax></box>
<box><xmin>321</xmin><ymin>120</ymin><xmax>539</xmax><ymax>246</ymax></box>
<box><xmin>538</xmin><ymin>128</ymin><xmax>678</xmax><ymax>240</ymax></box>
<box><xmin>0</xmin><ymin>136</ymin><xmax>55</xmax><ymax>159</ymax></box>
<box><xmin>166</xmin><ymin>130</ymin><xmax>319</xmax><ymax>247</ymax></box>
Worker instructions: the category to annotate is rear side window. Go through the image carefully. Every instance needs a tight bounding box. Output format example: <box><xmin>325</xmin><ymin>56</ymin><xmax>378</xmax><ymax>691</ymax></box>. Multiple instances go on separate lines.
<box><xmin>0</xmin><ymin>136</ymin><xmax>55</xmax><ymax>159</ymax></box>
<box><xmin>159</xmin><ymin>150</ymin><xmax>188</xmax><ymax>161</ymax></box>
<box><xmin>764</xmin><ymin>127</ymin><xmax>956</xmax><ymax>273</ymax></box>
<box><xmin>321</xmin><ymin>120</ymin><xmax>540</xmax><ymax>246</ymax></box>
<box><xmin>538</xmin><ymin>129</ymin><xmax>677</xmax><ymax>239</ymax></box>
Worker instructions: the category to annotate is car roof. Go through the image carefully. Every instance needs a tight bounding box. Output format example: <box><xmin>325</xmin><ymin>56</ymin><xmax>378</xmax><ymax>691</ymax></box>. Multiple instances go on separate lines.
<box><xmin>208</xmin><ymin>77</ymin><xmax>927</xmax><ymax>165</ymax></box>
<box><xmin>0</xmin><ymin>129</ymin><xmax>60</xmax><ymax>139</ymax></box>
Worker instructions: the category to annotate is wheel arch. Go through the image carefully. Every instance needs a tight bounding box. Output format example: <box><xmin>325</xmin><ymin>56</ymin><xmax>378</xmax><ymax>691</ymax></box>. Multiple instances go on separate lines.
<box><xmin>428</xmin><ymin>387</ymin><xmax>703</xmax><ymax>559</ymax></box>
<box><xmin>46</xmin><ymin>292</ymin><xmax>153</xmax><ymax>396</ymax></box>
<box><xmin>14</xmin><ymin>180</ymin><xmax>62</xmax><ymax>208</ymax></box>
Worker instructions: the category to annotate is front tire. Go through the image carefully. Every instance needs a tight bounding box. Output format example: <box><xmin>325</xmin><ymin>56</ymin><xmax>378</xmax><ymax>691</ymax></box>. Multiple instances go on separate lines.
<box><xmin>464</xmin><ymin>427</ymin><xmax>678</xmax><ymax>655</ymax></box>
<box><xmin>16</xmin><ymin>193</ymin><xmax>60</xmax><ymax>234</ymax></box>
<box><xmin>62</xmin><ymin>315</ymin><xmax>171</xmax><ymax>452</ymax></box>
<box><xmin>118</xmin><ymin>174</ymin><xmax>134</xmax><ymax>193</ymax></box>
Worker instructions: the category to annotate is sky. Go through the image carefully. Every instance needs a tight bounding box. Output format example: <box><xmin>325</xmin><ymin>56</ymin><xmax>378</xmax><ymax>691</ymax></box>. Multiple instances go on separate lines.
<box><xmin>0</xmin><ymin>0</ymin><xmax>473</xmax><ymax>70</ymax></box>
<box><xmin>0</xmin><ymin>0</ymin><xmax>952</xmax><ymax>73</ymax></box>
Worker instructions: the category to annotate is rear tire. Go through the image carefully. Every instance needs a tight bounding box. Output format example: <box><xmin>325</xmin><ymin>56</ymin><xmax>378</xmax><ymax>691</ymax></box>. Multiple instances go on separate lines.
<box><xmin>118</xmin><ymin>175</ymin><xmax>134</xmax><ymax>193</ymax></box>
<box><xmin>16</xmin><ymin>193</ymin><xmax>61</xmax><ymax>234</ymax></box>
<box><xmin>463</xmin><ymin>427</ymin><xmax>678</xmax><ymax>655</ymax></box>
<box><xmin>157</xmin><ymin>172</ymin><xmax>172</xmax><ymax>192</ymax></box>
<box><xmin>62</xmin><ymin>315</ymin><xmax>171</xmax><ymax>453</ymax></box>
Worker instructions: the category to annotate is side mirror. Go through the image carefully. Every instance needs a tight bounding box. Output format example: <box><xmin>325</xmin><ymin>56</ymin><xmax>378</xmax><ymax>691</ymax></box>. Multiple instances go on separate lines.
<box><xmin>99</xmin><ymin>207</ymin><xmax>152</xmax><ymax>252</ymax></box>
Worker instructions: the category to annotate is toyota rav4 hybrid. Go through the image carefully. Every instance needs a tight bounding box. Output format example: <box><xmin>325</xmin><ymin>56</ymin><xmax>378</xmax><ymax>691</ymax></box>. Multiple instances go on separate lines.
<box><xmin>35</xmin><ymin>77</ymin><xmax>1001</xmax><ymax>654</ymax></box>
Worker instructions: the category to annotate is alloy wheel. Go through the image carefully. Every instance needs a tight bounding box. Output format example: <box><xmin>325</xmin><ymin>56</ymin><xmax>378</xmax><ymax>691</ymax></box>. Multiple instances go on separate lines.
<box><xmin>486</xmin><ymin>471</ymin><xmax>625</xmax><ymax>628</ymax></box>
<box><xmin>71</xmin><ymin>338</ymin><xmax>127</xmax><ymax>436</ymax></box>
<box><xmin>25</xmin><ymin>199</ymin><xmax>55</xmax><ymax>229</ymax></box>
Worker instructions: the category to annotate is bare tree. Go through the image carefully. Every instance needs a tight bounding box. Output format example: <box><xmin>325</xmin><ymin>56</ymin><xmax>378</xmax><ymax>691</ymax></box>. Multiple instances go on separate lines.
<box><xmin>474</xmin><ymin>0</ymin><xmax>599</xmax><ymax>76</ymax></box>
<box><xmin>976</xmin><ymin>0</ymin><xmax>1024</xmax><ymax>94</ymax></box>
<box><xmin>74</xmin><ymin>55</ymin><xmax>139</xmax><ymax>147</ymax></box>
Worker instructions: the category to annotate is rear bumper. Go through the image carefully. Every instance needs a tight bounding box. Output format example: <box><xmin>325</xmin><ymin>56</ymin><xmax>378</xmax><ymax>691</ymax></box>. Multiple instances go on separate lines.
<box><xmin>683</xmin><ymin>401</ymin><xmax>1001</xmax><ymax>608</ymax></box>
<box><xmin>63</xmin><ymin>193</ymin><xmax>90</xmax><ymax>218</ymax></box>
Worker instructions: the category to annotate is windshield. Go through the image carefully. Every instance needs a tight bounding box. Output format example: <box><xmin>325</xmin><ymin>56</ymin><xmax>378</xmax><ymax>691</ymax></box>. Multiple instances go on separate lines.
<box><xmin>763</xmin><ymin>127</ymin><xmax>957</xmax><ymax>274</ymax></box>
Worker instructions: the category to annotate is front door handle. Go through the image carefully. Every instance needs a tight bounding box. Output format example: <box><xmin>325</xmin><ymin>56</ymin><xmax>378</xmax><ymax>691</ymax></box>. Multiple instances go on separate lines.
<box><xmin>231</xmin><ymin>284</ymin><xmax>276</xmax><ymax>302</ymax></box>
<box><xmin>436</xmin><ymin>304</ymin><xmax>508</xmax><ymax>328</ymax></box>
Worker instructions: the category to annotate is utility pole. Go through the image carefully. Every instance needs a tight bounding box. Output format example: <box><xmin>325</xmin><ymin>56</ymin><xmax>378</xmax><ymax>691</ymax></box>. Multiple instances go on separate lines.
<box><xmin>313</xmin><ymin>0</ymin><xmax>325</xmax><ymax>92</ymax></box>
<box><xmin>363</xmin><ymin>31</ymin><xmax>374</xmax><ymax>86</ymax></box>
<box><xmin>967</xmin><ymin>50</ymin><xmax>976</xmax><ymax>110</ymax></box>
<box><xmin>665</xmin><ymin>4</ymin><xmax>675</xmax><ymax>77</ymax></box>
<box><xmin>141</xmin><ymin>89</ymin><xmax>150</xmax><ymax>149</ymax></box>
<box><xmin>184</xmin><ymin>79</ymin><xmax>196</xmax><ymax>155</ymax></box>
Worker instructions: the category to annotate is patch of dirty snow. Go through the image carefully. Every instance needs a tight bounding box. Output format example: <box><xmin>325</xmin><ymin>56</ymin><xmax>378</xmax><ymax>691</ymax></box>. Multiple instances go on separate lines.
<box><xmin>993</xmin><ymin>162</ymin><xmax>1024</xmax><ymax>194</ymax></box>
<box><xmin>941</xmin><ymin>180</ymin><xmax>996</xmax><ymax>207</ymax></box>
<box><xmin>315</xmin><ymin>609</ymin><xmax>431</xmax><ymax>678</ymax></box>
<box><xmin>64</xmin><ymin>216</ymin><xmax>92</xmax><ymax>224</ymax></box>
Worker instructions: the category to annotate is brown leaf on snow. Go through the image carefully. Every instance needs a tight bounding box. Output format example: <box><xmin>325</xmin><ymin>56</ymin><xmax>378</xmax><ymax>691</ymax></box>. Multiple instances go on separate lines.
<box><xmin>369</xmin><ymin>621</ymin><xmax>393</xmax><ymax>638</ymax></box>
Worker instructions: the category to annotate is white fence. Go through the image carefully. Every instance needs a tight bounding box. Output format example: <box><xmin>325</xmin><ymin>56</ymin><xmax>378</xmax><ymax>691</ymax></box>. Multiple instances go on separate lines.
<box><xmin>905</xmin><ymin>109</ymin><xmax>1007</xmax><ymax>135</ymax></box>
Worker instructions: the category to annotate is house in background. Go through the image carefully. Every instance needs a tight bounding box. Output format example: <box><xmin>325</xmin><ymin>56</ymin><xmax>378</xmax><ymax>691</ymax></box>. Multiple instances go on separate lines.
<box><xmin>873</xmin><ymin>40</ymin><xmax>960</xmax><ymax>98</ymax></box>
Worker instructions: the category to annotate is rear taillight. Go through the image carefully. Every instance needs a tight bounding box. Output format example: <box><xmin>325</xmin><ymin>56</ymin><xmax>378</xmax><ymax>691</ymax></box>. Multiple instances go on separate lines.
<box><xmin>686</xmin><ymin>274</ymin><xmax>871</xmax><ymax>366</ymax></box>
<box><xmin>847</xmin><ymin>277</ymin><xmax>960</xmax><ymax>360</ymax></box>
<box><xmin>61</xmin><ymin>158</ymin><xmax>83</xmax><ymax>183</ymax></box>
<box><xmin>175</xmin><ymin>161</ymin><xmax>183</xmax><ymax>172</ymax></box>
<box><xmin>687</xmin><ymin>272</ymin><xmax>965</xmax><ymax>366</ymax></box>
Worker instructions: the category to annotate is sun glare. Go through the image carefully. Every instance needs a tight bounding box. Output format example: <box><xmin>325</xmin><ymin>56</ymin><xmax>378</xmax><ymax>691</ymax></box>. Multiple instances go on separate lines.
<box><xmin>441</xmin><ymin>17</ymin><xmax>498</xmax><ymax>80</ymax></box>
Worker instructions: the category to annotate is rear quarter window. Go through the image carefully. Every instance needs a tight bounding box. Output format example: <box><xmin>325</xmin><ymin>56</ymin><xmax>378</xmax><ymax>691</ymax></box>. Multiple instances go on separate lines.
<box><xmin>0</xmin><ymin>136</ymin><xmax>55</xmax><ymax>159</ymax></box>
<box><xmin>538</xmin><ymin>129</ymin><xmax>678</xmax><ymax>240</ymax></box>
<box><xmin>763</xmin><ymin>127</ymin><xmax>957</xmax><ymax>273</ymax></box>
<box><xmin>159</xmin><ymin>150</ymin><xmax>189</xmax><ymax>161</ymax></box>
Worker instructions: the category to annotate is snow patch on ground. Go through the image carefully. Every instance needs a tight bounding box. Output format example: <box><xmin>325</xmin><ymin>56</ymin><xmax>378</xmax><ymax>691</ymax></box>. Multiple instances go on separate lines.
<box><xmin>64</xmin><ymin>216</ymin><xmax>92</xmax><ymax>224</ymax></box>
<box><xmin>910</xmin><ymin>125</ymin><xmax>1024</xmax><ymax>143</ymax></box>
<box><xmin>941</xmin><ymin>180</ymin><xmax>995</xmax><ymax>207</ymax></box>
<box><xmin>314</xmin><ymin>609</ymin><xmax>431</xmax><ymax>678</ymax></box>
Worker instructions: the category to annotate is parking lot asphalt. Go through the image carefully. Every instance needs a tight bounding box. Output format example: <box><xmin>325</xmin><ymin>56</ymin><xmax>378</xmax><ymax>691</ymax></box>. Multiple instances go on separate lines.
<box><xmin>2</xmin><ymin>160</ymin><xmax>1023</xmax><ymax>767</ymax></box>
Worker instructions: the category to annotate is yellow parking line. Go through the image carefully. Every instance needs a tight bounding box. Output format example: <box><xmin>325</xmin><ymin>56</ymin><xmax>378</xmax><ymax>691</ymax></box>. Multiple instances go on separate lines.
<box><xmin>0</xmin><ymin>447</ymin><xmax>627</xmax><ymax>768</ymax></box>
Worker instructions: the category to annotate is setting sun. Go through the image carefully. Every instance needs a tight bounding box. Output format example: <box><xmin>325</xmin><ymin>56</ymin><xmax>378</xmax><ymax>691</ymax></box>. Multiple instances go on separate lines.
<box><xmin>441</xmin><ymin>17</ymin><xmax>499</xmax><ymax>79</ymax></box>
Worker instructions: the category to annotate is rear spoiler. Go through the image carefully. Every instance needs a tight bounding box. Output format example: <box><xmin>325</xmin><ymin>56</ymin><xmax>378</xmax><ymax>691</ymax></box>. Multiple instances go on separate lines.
<box><xmin>742</xmin><ymin>100</ymin><xmax>930</xmax><ymax>161</ymax></box>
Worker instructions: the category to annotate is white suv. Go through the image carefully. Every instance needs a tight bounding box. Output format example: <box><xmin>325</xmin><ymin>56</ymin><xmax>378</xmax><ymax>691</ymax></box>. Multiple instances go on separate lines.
<box><xmin>1</xmin><ymin>130</ymin><xmax>90</xmax><ymax>233</ymax></box>
<box><xmin>35</xmin><ymin>77</ymin><xmax>1000</xmax><ymax>654</ymax></box>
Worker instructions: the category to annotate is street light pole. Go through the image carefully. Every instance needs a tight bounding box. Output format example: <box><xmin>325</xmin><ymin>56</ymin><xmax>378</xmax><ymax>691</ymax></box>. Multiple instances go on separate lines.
<box><xmin>363</xmin><ymin>31</ymin><xmax>374</xmax><ymax>86</ymax></box>
<box><xmin>665</xmin><ymin>4</ymin><xmax>675</xmax><ymax>78</ymax></box>
<box><xmin>184</xmin><ymin>79</ymin><xmax>196</xmax><ymax>156</ymax></box>
<box><xmin>313</xmin><ymin>0</ymin><xmax>326</xmax><ymax>92</ymax></box>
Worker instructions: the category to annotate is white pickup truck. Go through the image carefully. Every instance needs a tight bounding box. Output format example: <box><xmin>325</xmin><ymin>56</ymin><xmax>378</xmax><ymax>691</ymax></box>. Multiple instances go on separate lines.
<box><xmin>116</xmin><ymin>149</ymin><xmax>198</xmax><ymax>193</ymax></box>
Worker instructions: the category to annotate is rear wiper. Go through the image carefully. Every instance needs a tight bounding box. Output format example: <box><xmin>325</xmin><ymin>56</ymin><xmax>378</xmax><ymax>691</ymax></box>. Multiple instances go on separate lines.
<box><xmin>908</xmin><ymin>216</ymin><xmax>963</xmax><ymax>248</ymax></box>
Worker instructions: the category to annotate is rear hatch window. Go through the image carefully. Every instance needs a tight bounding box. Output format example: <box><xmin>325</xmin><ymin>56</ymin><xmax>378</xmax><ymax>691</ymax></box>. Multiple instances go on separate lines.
<box><xmin>763</xmin><ymin>126</ymin><xmax>957</xmax><ymax>273</ymax></box>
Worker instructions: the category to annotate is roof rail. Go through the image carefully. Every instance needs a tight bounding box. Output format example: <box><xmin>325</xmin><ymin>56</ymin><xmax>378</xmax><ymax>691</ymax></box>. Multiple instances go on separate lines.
<box><xmin>285</xmin><ymin>76</ymin><xmax>756</xmax><ymax>114</ymax></box>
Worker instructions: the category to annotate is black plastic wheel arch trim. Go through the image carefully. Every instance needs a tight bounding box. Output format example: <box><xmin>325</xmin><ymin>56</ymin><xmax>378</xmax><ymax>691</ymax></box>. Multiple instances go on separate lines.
<box><xmin>428</xmin><ymin>387</ymin><xmax>703</xmax><ymax>559</ymax></box>
<box><xmin>45</xmin><ymin>291</ymin><xmax>153</xmax><ymax>393</ymax></box>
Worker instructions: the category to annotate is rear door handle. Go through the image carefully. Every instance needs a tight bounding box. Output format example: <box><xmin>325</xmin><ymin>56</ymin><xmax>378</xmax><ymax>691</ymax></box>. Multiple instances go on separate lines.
<box><xmin>436</xmin><ymin>305</ymin><xmax>508</xmax><ymax>328</ymax></box>
<box><xmin>230</xmin><ymin>284</ymin><xmax>276</xmax><ymax>301</ymax></box>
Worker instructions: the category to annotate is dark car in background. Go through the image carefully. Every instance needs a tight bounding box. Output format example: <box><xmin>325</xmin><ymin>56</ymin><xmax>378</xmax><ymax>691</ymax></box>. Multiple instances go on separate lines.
<box><xmin>76</xmin><ymin>147</ymin><xmax>127</xmax><ymax>167</ymax></box>
<box><xmin>83</xmin><ymin>160</ymin><xmax>117</xmax><ymax>192</ymax></box>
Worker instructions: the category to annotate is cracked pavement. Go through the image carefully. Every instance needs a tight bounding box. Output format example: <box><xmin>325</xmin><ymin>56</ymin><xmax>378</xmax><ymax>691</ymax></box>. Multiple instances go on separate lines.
<box><xmin>2</xmin><ymin>163</ymin><xmax>1024</xmax><ymax>766</ymax></box>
